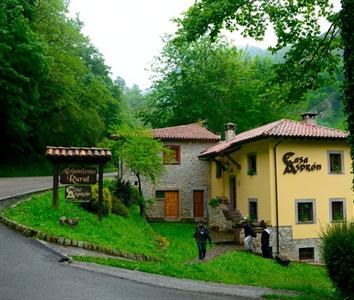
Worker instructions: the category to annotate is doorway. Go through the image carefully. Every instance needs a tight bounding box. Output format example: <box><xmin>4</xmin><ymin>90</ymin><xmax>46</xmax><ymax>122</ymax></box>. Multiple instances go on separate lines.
<box><xmin>229</xmin><ymin>176</ymin><xmax>237</xmax><ymax>209</ymax></box>
<box><xmin>193</xmin><ymin>190</ymin><xmax>204</xmax><ymax>218</ymax></box>
<box><xmin>164</xmin><ymin>191</ymin><xmax>179</xmax><ymax>218</ymax></box>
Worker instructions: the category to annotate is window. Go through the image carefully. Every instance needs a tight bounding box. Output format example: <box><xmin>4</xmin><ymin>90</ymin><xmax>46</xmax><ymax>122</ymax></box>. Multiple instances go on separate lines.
<box><xmin>247</xmin><ymin>153</ymin><xmax>257</xmax><ymax>175</ymax></box>
<box><xmin>216</xmin><ymin>161</ymin><xmax>222</xmax><ymax>178</ymax></box>
<box><xmin>248</xmin><ymin>199</ymin><xmax>258</xmax><ymax>221</ymax></box>
<box><xmin>299</xmin><ymin>247</ymin><xmax>314</xmax><ymax>261</ymax></box>
<box><xmin>330</xmin><ymin>199</ymin><xmax>345</xmax><ymax>222</ymax></box>
<box><xmin>296</xmin><ymin>200</ymin><xmax>316</xmax><ymax>223</ymax></box>
<box><xmin>163</xmin><ymin>145</ymin><xmax>180</xmax><ymax>164</ymax></box>
<box><xmin>328</xmin><ymin>151</ymin><xmax>344</xmax><ymax>174</ymax></box>
<box><xmin>155</xmin><ymin>190</ymin><xmax>165</xmax><ymax>200</ymax></box>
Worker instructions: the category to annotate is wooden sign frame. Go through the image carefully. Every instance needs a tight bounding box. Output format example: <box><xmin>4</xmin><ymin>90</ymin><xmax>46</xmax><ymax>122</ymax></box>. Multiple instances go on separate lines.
<box><xmin>46</xmin><ymin>147</ymin><xmax>112</xmax><ymax>221</ymax></box>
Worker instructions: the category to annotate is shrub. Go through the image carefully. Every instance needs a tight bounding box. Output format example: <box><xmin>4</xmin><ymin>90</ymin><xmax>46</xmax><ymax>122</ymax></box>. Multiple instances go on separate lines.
<box><xmin>111</xmin><ymin>195</ymin><xmax>129</xmax><ymax>217</ymax></box>
<box><xmin>208</xmin><ymin>198</ymin><xmax>220</xmax><ymax>208</ymax></box>
<box><xmin>130</xmin><ymin>186</ymin><xmax>146</xmax><ymax>217</ymax></box>
<box><xmin>81</xmin><ymin>184</ymin><xmax>112</xmax><ymax>216</ymax></box>
<box><xmin>321</xmin><ymin>221</ymin><xmax>354</xmax><ymax>299</ymax></box>
<box><xmin>130</xmin><ymin>186</ymin><xmax>144</xmax><ymax>205</ymax></box>
<box><xmin>109</xmin><ymin>177</ymin><xmax>136</xmax><ymax>207</ymax></box>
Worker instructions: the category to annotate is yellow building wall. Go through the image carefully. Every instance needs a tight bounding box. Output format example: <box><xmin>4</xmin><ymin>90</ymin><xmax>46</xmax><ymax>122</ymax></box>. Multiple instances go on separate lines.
<box><xmin>210</xmin><ymin>138</ymin><xmax>353</xmax><ymax>240</ymax></box>
<box><xmin>210</xmin><ymin>140</ymin><xmax>273</xmax><ymax>223</ymax></box>
<box><xmin>210</xmin><ymin>161</ymin><xmax>225</xmax><ymax>197</ymax></box>
<box><xmin>274</xmin><ymin>139</ymin><xmax>353</xmax><ymax>239</ymax></box>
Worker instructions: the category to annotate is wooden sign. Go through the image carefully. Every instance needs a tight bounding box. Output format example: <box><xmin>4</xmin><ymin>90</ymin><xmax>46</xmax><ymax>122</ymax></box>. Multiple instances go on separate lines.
<box><xmin>60</xmin><ymin>167</ymin><xmax>97</xmax><ymax>184</ymax></box>
<box><xmin>65</xmin><ymin>186</ymin><xmax>91</xmax><ymax>202</ymax></box>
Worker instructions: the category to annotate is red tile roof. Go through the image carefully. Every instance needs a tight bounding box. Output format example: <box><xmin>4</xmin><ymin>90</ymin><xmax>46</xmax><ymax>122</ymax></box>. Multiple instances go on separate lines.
<box><xmin>200</xmin><ymin>119</ymin><xmax>349</xmax><ymax>158</ymax></box>
<box><xmin>46</xmin><ymin>146</ymin><xmax>112</xmax><ymax>162</ymax></box>
<box><xmin>151</xmin><ymin>123</ymin><xmax>220</xmax><ymax>142</ymax></box>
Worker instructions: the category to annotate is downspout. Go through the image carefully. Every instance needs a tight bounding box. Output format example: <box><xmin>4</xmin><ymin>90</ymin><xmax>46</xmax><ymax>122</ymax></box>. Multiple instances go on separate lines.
<box><xmin>273</xmin><ymin>139</ymin><xmax>283</xmax><ymax>255</ymax></box>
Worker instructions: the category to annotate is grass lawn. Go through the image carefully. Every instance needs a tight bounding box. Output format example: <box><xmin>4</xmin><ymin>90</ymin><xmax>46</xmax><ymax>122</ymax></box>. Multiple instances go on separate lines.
<box><xmin>2</xmin><ymin>190</ymin><xmax>162</xmax><ymax>258</ymax></box>
<box><xmin>2</xmin><ymin>191</ymin><xmax>337</xmax><ymax>299</ymax></box>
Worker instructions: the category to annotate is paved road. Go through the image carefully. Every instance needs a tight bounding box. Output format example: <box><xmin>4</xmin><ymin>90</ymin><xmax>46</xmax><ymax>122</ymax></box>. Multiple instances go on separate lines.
<box><xmin>0</xmin><ymin>224</ymin><xmax>241</xmax><ymax>300</ymax></box>
<box><xmin>0</xmin><ymin>176</ymin><xmax>53</xmax><ymax>200</ymax></box>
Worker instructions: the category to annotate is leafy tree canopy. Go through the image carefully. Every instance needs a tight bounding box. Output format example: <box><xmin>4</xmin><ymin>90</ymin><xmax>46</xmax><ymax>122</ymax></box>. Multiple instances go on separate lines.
<box><xmin>173</xmin><ymin>0</ymin><xmax>353</xmax><ymax>177</ymax></box>
<box><xmin>143</xmin><ymin>36</ymin><xmax>291</xmax><ymax>134</ymax></box>
<box><xmin>174</xmin><ymin>0</ymin><xmax>341</xmax><ymax>101</ymax></box>
<box><xmin>108</xmin><ymin>125</ymin><xmax>167</xmax><ymax>216</ymax></box>
<box><xmin>0</xmin><ymin>0</ymin><xmax>123</xmax><ymax>164</ymax></box>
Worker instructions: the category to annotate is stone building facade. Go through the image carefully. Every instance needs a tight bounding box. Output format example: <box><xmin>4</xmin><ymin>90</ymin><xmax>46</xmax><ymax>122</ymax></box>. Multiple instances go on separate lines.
<box><xmin>124</xmin><ymin>123</ymin><xmax>220</xmax><ymax>221</ymax></box>
<box><xmin>145</xmin><ymin>141</ymin><xmax>215</xmax><ymax>220</ymax></box>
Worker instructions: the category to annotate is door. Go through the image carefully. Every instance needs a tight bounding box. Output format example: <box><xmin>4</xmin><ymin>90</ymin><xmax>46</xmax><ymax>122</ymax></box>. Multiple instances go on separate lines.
<box><xmin>193</xmin><ymin>190</ymin><xmax>204</xmax><ymax>218</ymax></box>
<box><xmin>229</xmin><ymin>176</ymin><xmax>237</xmax><ymax>209</ymax></box>
<box><xmin>164</xmin><ymin>191</ymin><xmax>179</xmax><ymax>218</ymax></box>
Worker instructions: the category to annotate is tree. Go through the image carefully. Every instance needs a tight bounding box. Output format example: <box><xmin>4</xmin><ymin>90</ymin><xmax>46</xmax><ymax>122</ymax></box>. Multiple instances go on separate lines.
<box><xmin>341</xmin><ymin>0</ymin><xmax>354</xmax><ymax>180</ymax></box>
<box><xmin>33</xmin><ymin>0</ymin><xmax>123</xmax><ymax>146</ymax></box>
<box><xmin>116</xmin><ymin>77</ymin><xmax>147</xmax><ymax>127</ymax></box>
<box><xmin>143</xmin><ymin>36</ymin><xmax>284</xmax><ymax>134</ymax></box>
<box><xmin>174</xmin><ymin>0</ymin><xmax>354</xmax><ymax>178</ymax></box>
<box><xmin>110</xmin><ymin>126</ymin><xmax>167</xmax><ymax>216</ymax></box>
<box><xmin>304</xmin><ymin>72</ymin><xmax>346</xmax><ymax>130</ymax></box>
<box><xmin>0</xmin><ymin>0</ymin><xmax>124</xmax><ymax>167</ymax></box>
<box><xmin>0</xmin><ymin>0</ymin><xmax>47</xmax><ymax>159</ymax></box>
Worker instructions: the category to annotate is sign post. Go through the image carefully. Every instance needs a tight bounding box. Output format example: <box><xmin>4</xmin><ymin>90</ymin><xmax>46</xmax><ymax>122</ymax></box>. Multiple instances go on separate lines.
<box><xmin>98</xmin><ymin>163</ymin><xmax>104</xmax><ymax>221</ymax></box>
<box><xmin>53</xmin><ymin>162</ymin><xmax>59</xmax><ymax>209</ymax></box>
<box><xmin>45</xmin><ymin>146</ymin><xmax>112</xmax><ymax>221</ymax></box>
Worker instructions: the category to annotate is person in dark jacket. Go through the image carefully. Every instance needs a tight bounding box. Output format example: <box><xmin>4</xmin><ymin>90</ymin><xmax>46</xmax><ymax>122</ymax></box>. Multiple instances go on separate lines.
<box><xmin>193</xmin><ymin>221</ymin><xmax>212</xmax><ymax>261</ymax></box>
<box><xmin>260</xmin><ymin>220</ymin><xmax>273</xmax><ymax>258</ymax></box>
<box><xmin>243</xmin><ymin>219</ymin><xmax>256</xmax><ymax>252</ymax></box>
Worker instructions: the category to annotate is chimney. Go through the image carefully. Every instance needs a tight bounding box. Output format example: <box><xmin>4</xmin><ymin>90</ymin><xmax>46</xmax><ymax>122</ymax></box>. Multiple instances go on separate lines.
<box><xmin>224</xmin><ymin>122</ymin><xmax>236</xmax><ymax>142</ymax></box>
<box><xmin>301</xmin><ymin>112</ymin><xmax>318</xmax><ymax>125</ymax></box>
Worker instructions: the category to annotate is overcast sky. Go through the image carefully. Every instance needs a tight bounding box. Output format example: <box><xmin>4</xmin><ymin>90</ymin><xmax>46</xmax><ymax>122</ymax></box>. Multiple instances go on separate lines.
<box><xmin>68</xmin><ymin>0</ymin><xmax>341</xmax><ymax>90</ymax></box>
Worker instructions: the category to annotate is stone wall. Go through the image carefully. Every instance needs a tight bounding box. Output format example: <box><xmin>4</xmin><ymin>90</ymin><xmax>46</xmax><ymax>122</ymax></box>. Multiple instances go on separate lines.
<box><xmin>123</xmin><ymin>141</ymin><xmax>213</xmax><ymax>220</ymax></box>
<box><xmin>239</xmin><ymin>225</ymin><xmax>322</xmax><ymax>262</ymax></box>
<box><xmin>276</xmin><ymin>226</ymin><xmax>322</xmax><ymax>261</ymax></box>
<box><xmin>208</xmin><ymin>204</ymin><xmax>233</xmax><ymax>231</ymax></box>
<box><xmin>240</xmin><ymin>227</ymin><xmax>270</xmax><ymax>254</ymax></box>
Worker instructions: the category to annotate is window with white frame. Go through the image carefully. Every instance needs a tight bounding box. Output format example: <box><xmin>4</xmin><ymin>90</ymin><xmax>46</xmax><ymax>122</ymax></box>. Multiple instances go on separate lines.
<box><xmin>328</xmin><ymin>151</ymin><xmax>344</xmax><ymax>174</ymax></box>
<box><xmin>329</xmin><ymin>198</ymin><xmax>346</xmax><ymax>221</ymax></box>
<box><xmin>296</xmin><ymin>199</ymin><xmax>316</xmax><ymax>223</ymax></box>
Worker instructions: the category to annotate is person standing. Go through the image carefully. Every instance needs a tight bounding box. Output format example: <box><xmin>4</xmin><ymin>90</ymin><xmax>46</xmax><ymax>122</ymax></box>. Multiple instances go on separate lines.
<box><xmin>243</xmin><ymin>219</ymin><xmax>256</xmax><ymax>252</ymax></box>
<box><xmin>260</xmin><ymin>220</ymin><xmax>273</xmax><ymax>258</ymax></box>
<box><xmin>193</xmin><ymin>221</ymin><xmax>212</xmax><ymax>261</ymax></box>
